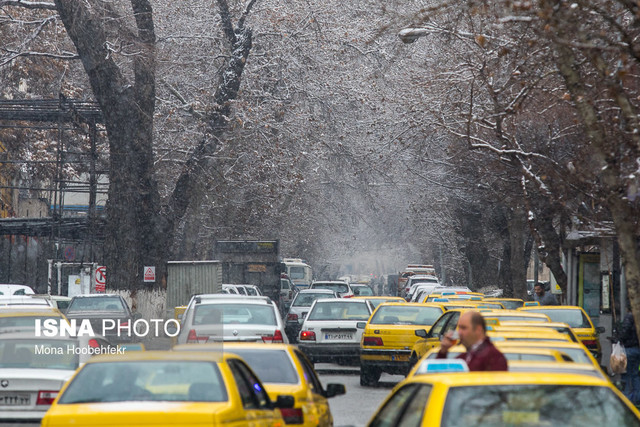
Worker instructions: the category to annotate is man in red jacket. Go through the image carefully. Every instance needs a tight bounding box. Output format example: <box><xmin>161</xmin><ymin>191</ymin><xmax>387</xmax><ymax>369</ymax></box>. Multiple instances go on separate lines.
<box><xmin>437</xmin><ymin>311</ymin><xmax>508</xmax><ymax>371</ymax></box>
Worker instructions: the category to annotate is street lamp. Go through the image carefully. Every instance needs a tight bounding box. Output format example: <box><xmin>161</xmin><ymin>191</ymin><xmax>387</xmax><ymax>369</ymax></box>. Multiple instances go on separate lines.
<box><xmin>398</xmin><ymin>28</ymin><xmax>431</xmax><ymax>44</ymax></box>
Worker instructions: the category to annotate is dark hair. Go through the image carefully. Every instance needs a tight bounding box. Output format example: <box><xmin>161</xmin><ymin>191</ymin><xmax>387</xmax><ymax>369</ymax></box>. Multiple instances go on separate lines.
<box><xmin>534</xmin><ymin>283</ymin><xmax>544</xmax><ymax>288</ymax></box>
<box><xmin>470</xmin><ymin>311</ymin><xmax>486</xmax><ymax>333</ymax></box>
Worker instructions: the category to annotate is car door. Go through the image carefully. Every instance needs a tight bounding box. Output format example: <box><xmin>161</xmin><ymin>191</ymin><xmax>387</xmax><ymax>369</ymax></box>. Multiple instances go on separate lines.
<box><xmin>228</xmin><ymin>360</ymin><xmax>279</xmax><ymax>426</ymax></box>
<box><xmin>414</xmin><ymin>312</ymin><xmax>456</xmax><ymax>358</ymax></box>
<box><xmin>369</xmin><ymin>383</ymin><xmax>433</xmax><ymax>427</ymax></box>
<box><xmin>295</xmin><ymin>350</ymin><xmax>332</xmax><ymax>426</ymax></box>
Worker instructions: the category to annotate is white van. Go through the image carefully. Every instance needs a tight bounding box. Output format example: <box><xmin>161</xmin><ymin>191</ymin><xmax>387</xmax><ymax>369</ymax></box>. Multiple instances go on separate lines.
<box><xmin>282</xmin><ymin>258</ymin><xmax>313</xmax><ymax>290</ymax></box>
<box><xmin>0</xmin><ymin>284</ymin><xmax>35</xmax><ymax>296</ymax></box>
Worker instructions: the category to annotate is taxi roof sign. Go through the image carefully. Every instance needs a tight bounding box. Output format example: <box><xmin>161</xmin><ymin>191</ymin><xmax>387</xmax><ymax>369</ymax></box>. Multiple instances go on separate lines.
<box><xmin>524</xmin><ymin>301</ymin><xmax>541</xmax><ymax>306</ymax></box>
<box><xmin>415</xmin><ymin>359</ymin><xmax>469</xmax><ymax>375</ymax></box>
<box><xmin>433</xmin><ymin>298</ymin><xmax>449</xmax><ymax>302</ymax></box>
<box><xmin>441</xmin><ymin>292</ymin><xmax>456</xmax><ymax>296</ymax></box>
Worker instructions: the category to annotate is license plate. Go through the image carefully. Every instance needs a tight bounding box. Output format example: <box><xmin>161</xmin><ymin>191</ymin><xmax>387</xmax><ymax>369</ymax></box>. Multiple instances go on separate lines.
<box><xmin>0</xmin><ymin>394</ymin><xmax>30</xmax><ymax>406</ymax></box>
<box><xmin>391</xmin><ymin>354</ymin><xmax>410</xmax><ymax>362</ymax></box>
<box><xmin>325</xmin><ymin>333</ymin><xmax>353</xmax><ymax>340</ymax></box>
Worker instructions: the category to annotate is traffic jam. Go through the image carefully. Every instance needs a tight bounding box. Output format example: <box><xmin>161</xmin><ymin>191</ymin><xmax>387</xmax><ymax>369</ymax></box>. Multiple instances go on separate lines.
<box><xmin>0</xmin><ymin>261</ymin><xmax>637</xmax><ymax>427</ymax></box>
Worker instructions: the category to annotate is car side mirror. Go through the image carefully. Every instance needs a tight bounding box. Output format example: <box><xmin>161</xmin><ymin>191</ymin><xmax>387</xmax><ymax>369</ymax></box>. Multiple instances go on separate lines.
<box><xmin>273</xmin><ymin>394</ymin><xmax>295</xmax><ymax>409</ymax></box>
<box><xmin>596</xmin><ymin>326</ymin><xmax>606</xmax><ymax>334</ymax></box>
<box><xmin>133</xmin><ymin>312</ymin><xmax>143</xmax><ymax>321</ymax></box>
<box><xmin>356</xmin><ymin>322</ymin><xmax>367</xmax><ymax>329</ymax></box>
<box><xmin>325</xmin><ymin>383</ymin><xmax>346</xmax><ymax>398</ymax></box>
<box><xmin>415</xmin><ymin>329</ymin><xmax>428</xmax><ymax>338</ymax></box>
<box><xmin>165</xmin><ymin>322</ymin><xmax>178</xmax><ymax>336</ymax></box>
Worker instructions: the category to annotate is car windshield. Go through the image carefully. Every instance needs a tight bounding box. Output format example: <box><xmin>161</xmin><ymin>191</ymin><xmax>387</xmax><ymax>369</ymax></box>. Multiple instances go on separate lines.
<box><xmin>313</xmin><ymin>283</ymin><xmax>349</xmax><ymax>293</ymax></box>
<box><xmin>308</xmin><ymin>301</ymin><xmax>370</xmax><ymax>321</ymax></box>
<box><xmin>529</xmin><ymin>309</ymin><xmax>592</xmax><ymax>329</ymax></box>
<box><xmin>288</xmin><ymin>267</ymin><xmax>306</xmax><ymax>280</ymax></box>
<box><xmin>441</xmin><ymin>384</ymin><xmax>638</xmax><ymax>426</ymax></box>
<box><xmin>293</xmin><ymin>293</ymin><xmax>334</xmax><ymax>307</ymax></box>
<box><xmin>0</xmin><ymin>338</ymin><xmax>78</xmax><ymax>370</ymax></box>
<box><xmin>67</xmin><ymin>297</ymin><xmax>125</xmax><ymax>312</ymax></box>
<box><xmin>228</xmin><ymin>349</ymin><xmax>298</xmax><ymax>384</ymax></box>
<box><xmin>370</xmin><ymin>306</ymin><xmax>442</xmax><ymax>325</ymax></box>
<box><xmin>194</xmin><ymin>303</ymin><xmax>277</xmax><ymax>325</ymax></box>
<box><xmin>58</xmin><ymin>361</ymin><xmax>227</xmax><ymax>403</ymax></box>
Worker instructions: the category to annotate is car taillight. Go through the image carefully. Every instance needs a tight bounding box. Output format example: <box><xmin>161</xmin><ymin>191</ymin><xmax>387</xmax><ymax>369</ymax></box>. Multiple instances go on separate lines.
<box><xmin>36</xmin><ymin>390</ymin><xmax>58</xmax><ymax>405</ymax></box>
<box><xmin>299</xmin><ymin>330</ymin><xmax>316</xmax><ymax>341</ymax></box>
<box><xmin>287</xmin><ymin>313</ymin><xmax>299</xmax><ymax>321</ymax></box>
<box><xmin>582</xmin><ymin>340</ymin><xmax>598</xmax><ymax>348</ymax></box>
<box><xmin>120</xmin><ymin>320</ymin><xmax>129</xmax><ymax>327</ymax></box>
<box><xmin>88</xmin><ymin>339</ymin><xmax>100</xmax><ymax>348</ymax></box>
<box><xmin>280</xmin><ymin>407</ymin><xmax>304</xmax><ymax>424</ymax></box>
<box><xmin>343</xmin><ymin>295</ymin><xmax>353</xmax><ymax>298</ymax></box>
<box><xmin>363</xmin><ymin>336</ymin><xmax>383</xmax><ymax>346</ymax></box>
<box><xmin>262</xmin><ymin>330</ymin><xmax>285</xmax><ymax>343</ymax></box>
<box><xmin>187</xmin><ymin>329</ymin><xmax>208</xmax><ymax>344</ymax></box>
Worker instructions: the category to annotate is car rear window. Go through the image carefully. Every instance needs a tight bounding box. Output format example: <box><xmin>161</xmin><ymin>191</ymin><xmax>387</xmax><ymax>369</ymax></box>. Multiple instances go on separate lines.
<box><xmin>313</xmin><ymin>283</ymin><xmax>349</xmax><ymax>293</ymax></box>
<box><xmin>441</xmin><ymin>384</ymin><xmax>638</xmax><ymax>426</ymax></box>
<box><xmin>293</xmin><ymin>293</ymin><xmax>334</xmax><ymax>307</ymax></box>
<box><xmin>499</xmin><ymin>300</ymin><xmax>524</xmax><ymax>310</ymax></box>
<box><xmin>0</xmin><ymin>315</ymin><xmax>61</xmax><ymax>328</ymax></box>
<box><xmin>59</xmin><ymin>361</ymin><xmax>227</xmax><ymax>403</ymax></box>
<box><xmin>354</xmin><ymin>286</ymin><xmax>374</xmax><ymax>296</ymax></box>
<box><xmin>308</xmin><ymin>301</ymin><xmax>369</xmax><ymax>321</ymax></box>
<box><xmin>488</xmin><ymin>315</ymin><xmax>548</xmax><ymax>322</ymax></box>
<box><xmin>503</xmin><ymin>353</ymin><xmax>556</xmax><ymax>362</ymax></box>
<box><xmin>67</xmin><ymin>297</ymin><xmax>126</xmax><ymax>312</ymax></box>
<box><xmin>530</xmin><ymin>309</ymin><xmax>592</xmax><ymax>329</ymax></box>
<box><xmin>194</xmin><ymin>303</ymin><xmax>277</xmax><ymax>326</ymax></box>
<box><xmin>228</xmin><ymin>349</ymin><xmax>298</xmax><ymax>384</ymax></box>
<box><xmin>370</xmin><ymin>306</ymin><xmax>442</xmax><ymax>325</ymax></box>
<box><xmin>0</xmin><ymin>338</ymin><xmax>78</xmax><ymax>370</ymax></box>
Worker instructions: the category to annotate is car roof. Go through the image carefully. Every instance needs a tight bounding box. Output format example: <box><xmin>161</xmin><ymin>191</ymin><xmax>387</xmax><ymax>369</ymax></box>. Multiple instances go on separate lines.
<box><xmin>314</xmin><ymin>298</ymin><xmax>365</xmax><ymax>304</ymax></box>
<box><xmin>298</xmin><ymin>289</ymin><xmax>336</xmax><ymax>294</ymax></box>
<box><xmin>482</xmin><ymin>310</ymin><xmax>549</xmax><ymax>317</ymax></box>
<box><xmin>0</xmin><ymin>308</ymin><xmax>62</xmax><ymax>316</ymax></box>
<box><xmin>353</xmin><ymin>296</ymin><xmax>402</xmax><ymax>300</ymax></box>
<box><xmin>407</xmin><ymin>371</ymin><xmax>610</xmax><ymax>387</ymax></box>
<box><xmin>495</xmin><ymin>340</ymin><xmax>587</xmax><ymax>349</ymax></box>
<box><xmin>484</xmin><ymin>298</ymin><xmax>524</xmax><ymax>302</ymax></box>
<box><xmin>195</xmin><ymin>295</ymin><xmax>273</xmax><ymax>305</ymax></box>
<box><xmin>87</xmin><ymin>350</ymin><xmax>236</xmax><ymax>364</ymax></box>
<box><xmin>312</xmin><ymin>281</ymin><xmax>348</xmax><ymax>284</ymax></box>
<box><xmin>71</xmin><ymin>294</ymin><xmax>121</xmax><ymax>298</ymax></box>
<box><xmin>430</xmin><ymin>344</ymin><xmax>570</xmax><ymax>356</ymax></box>
<box><xmin>520</xmin><ymin>305</ymin><xmax>585</xmax><ymax>311</ymax></box>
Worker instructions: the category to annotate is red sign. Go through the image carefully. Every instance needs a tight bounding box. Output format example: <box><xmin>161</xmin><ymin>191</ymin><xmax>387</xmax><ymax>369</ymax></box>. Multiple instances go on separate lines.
<box><xmin>144</xmin><ymin>266</ymin><xmax>156</xmax><ymax>283</ymax></box>
<box><xmin>95</xmin><ymin>266</ymin><xmax>106</xmax><ymax>292</ymax></box>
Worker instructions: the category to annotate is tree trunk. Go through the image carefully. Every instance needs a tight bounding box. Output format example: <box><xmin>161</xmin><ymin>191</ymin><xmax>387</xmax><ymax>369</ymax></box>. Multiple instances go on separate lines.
<box><xmin>508</xmin><ymin>207</ymin><xmax>528</xmax><ymax>300</ymax></box>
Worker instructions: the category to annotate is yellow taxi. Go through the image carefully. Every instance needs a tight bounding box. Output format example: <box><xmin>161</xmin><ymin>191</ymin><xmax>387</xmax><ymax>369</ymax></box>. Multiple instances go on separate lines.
<box><xmin>489</xmin><ymin>321</ymin><xmax>580</xmax><ymax>343</ymax></box>
<box><xmin>507</xmin><ymin>361</ymin><xmax>606</xmax><ymax>379</ymax></box>
<box><xmin>41</xmin><ymin>351</ymin><xmax>291</xmax><ymax>427</ymax></box>
<box><xmin>360</xmin><ymin>303</ymin><xmax>445</xmax><ymax>385</ymax></box>
<box><xmin>483</xmin><ymin>297</ymin><xmax>525</xmax><ymax>310</ymax></box>
<box><xmin>431</xmin><ymin>302</ymin><xmax>478</xmax><ymax>311</ymax></box>
<box><xmin>496</xmin><ymin>341</ymin><xmax>602</xmax><ymax>371</ymax></box>
<box><xmin>487</xmin><ymin>329</ymin><xmax>574</xmax><ymax>344</ymax></box>
<box><xmin>367</xmin><ymin>370</ymin><xmax>640</xmax><ymax>426</ymax></box>
<box><xmin>175</xmin><ymin>343</ymin><xmax>344</xmax><ymax>427</ymax></box>
<box><xmin>519</xmin><ymin>305</ymin><xmax>604</xmax><ymax>362</ymax></box>
<box><xmin>352</xmin><ymin>296</ymin><xmax>404</xmax><ymax>310</ymax></box>
<box><xmin>410</xmin><ymin>308</ymin><xmax>472</xmax><ymax>361</ymax></box>
<box><xmin>0</xmin><ymin>306</ymin><xmax>68</xmax><ymax>330</ymax></box>
<box><xmin>481</xmin><ymin>309</ymin><xmax>551</xmax><ymax>324</ymax></box>
<box><xmin>416</xmin><ymin>344</ymin><xmax>574</xmax><ymax>365</ymax></box>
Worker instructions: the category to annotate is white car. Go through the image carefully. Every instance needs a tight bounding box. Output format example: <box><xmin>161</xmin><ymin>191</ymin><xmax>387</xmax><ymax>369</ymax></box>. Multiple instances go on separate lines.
<box><xmin>409</xmin><ymin>284</ymin><xmax>439</xmax><ymax>303</ymax></box>
<box><xmin>404</xmin><ymin>275</ymin><xmax>439</xmax><ymax>298</ymax></box>
<box><xmin>176</xmin><ymin>294</ymin><xmax>288</xmax><ymax>344</ymax></box>
<box><xmin>309</xmin><ymin>281</ymin><xmax>354</xmax><ymax>298</ymax></box>
<box><xmin>0</xmin><ymin>285</ymin><xmax>35</xmax><ymax>296</ymax></box>
<box><xmin>0</xmin><ymin>332</ymin><xmax>112</xmax><ymax>423</ymax></box>
<box><xmin>297</xmin><ymin>298</ymin><xmax>373</xmax><ymax>364</ymax></box>
<box><xmin>0</xmin><ymin>296</ymin><xmax>53</xmax><ymax>309</ymax></box>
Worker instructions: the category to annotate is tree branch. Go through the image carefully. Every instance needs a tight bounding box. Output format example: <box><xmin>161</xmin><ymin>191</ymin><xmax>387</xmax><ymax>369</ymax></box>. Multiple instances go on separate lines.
<box><xmin>0</xmin><ymin>0</ymin><xmax>55</xmax><ymax>10</ymax></box>
<box><xmin>215</xmin><ymin>0</ymin><xmax>236</xmax><ymax>45</ymax></box>
<box><xmin>238</xmin><ymin>0</ymin><xmax>258</xmax><ymax>29</ymax></box>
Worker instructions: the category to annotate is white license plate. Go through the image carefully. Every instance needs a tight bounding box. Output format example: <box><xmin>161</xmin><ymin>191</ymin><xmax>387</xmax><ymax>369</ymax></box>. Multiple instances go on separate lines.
<box><xmin>0</xmin><ymin>394</ymin><xmax>30</xmax><ymax>406</ymax></box>
<box><xmin>325</xmin><ymin>333</ymin><xmax>353</xmax><ymax>340</ymax></box>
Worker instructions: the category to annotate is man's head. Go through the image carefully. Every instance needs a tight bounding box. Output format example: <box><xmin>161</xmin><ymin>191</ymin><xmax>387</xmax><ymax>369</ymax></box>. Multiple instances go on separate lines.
<box><xmin>457</xmin><ymin>311</ymin><xmax>486</xmax><ymax>350</ymax></box>
<box><xmin>534</xmin><ymin>283</ymin><xmax>545</xmax><ymax>297</ymax></box>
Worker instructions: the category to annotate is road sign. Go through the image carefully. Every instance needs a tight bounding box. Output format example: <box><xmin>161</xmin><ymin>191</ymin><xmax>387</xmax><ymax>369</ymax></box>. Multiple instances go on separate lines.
<box><xmin>144</xmin><ymin>266</ymin><xmax>156</xmax><ymax>283</ymax></box>
<box><xmin>63</xmin><ymin>246</ymin><xmax>75</xmax><ymax>261</ymax></box>
<box><xmin>95</xmin><ymin>266</ymin><xmax>106</xmax><ymax>292</ymax></box>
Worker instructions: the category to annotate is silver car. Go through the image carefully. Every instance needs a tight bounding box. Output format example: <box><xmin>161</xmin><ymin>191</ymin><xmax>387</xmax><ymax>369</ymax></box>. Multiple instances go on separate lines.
<box><xmin>0</xmin><ymin>332</ymin><xmax>112</xmax><ymax>424</ymax></box>
<box><xmin>176</xmin><ymin>294</ymin><xmax>288</xmax><ymax>344</ymax></box>
<box><xmin>284</xmin><ymin>289</ymin><xmax>338</xmax><ymax>343</ymax></box>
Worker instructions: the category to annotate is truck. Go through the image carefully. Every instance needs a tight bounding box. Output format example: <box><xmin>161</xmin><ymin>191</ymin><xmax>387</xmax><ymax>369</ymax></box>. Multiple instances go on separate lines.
<box><xmin>282</xmin><ymin>258</ymin><xmax>313</xmax><ymax>290</ymax></box>
<box><xmin>214</xmin><ymin>240</ymin><xmax>284</xmax><ymax>309</ymax></box>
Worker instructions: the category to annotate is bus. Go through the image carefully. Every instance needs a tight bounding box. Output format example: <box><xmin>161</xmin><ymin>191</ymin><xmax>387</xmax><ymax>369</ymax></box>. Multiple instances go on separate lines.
<box><xmin>282</xmin><ymin>258</ymin><xmax>313</xmax><ymax>290</ymax></box>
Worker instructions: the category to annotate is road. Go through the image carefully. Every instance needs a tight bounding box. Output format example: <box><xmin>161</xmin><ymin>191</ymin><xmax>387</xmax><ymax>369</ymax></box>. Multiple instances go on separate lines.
<box><xmin>315</xmin><ymin>363</ymin><xmax>405</xmax><ymax>427</ymax></box>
